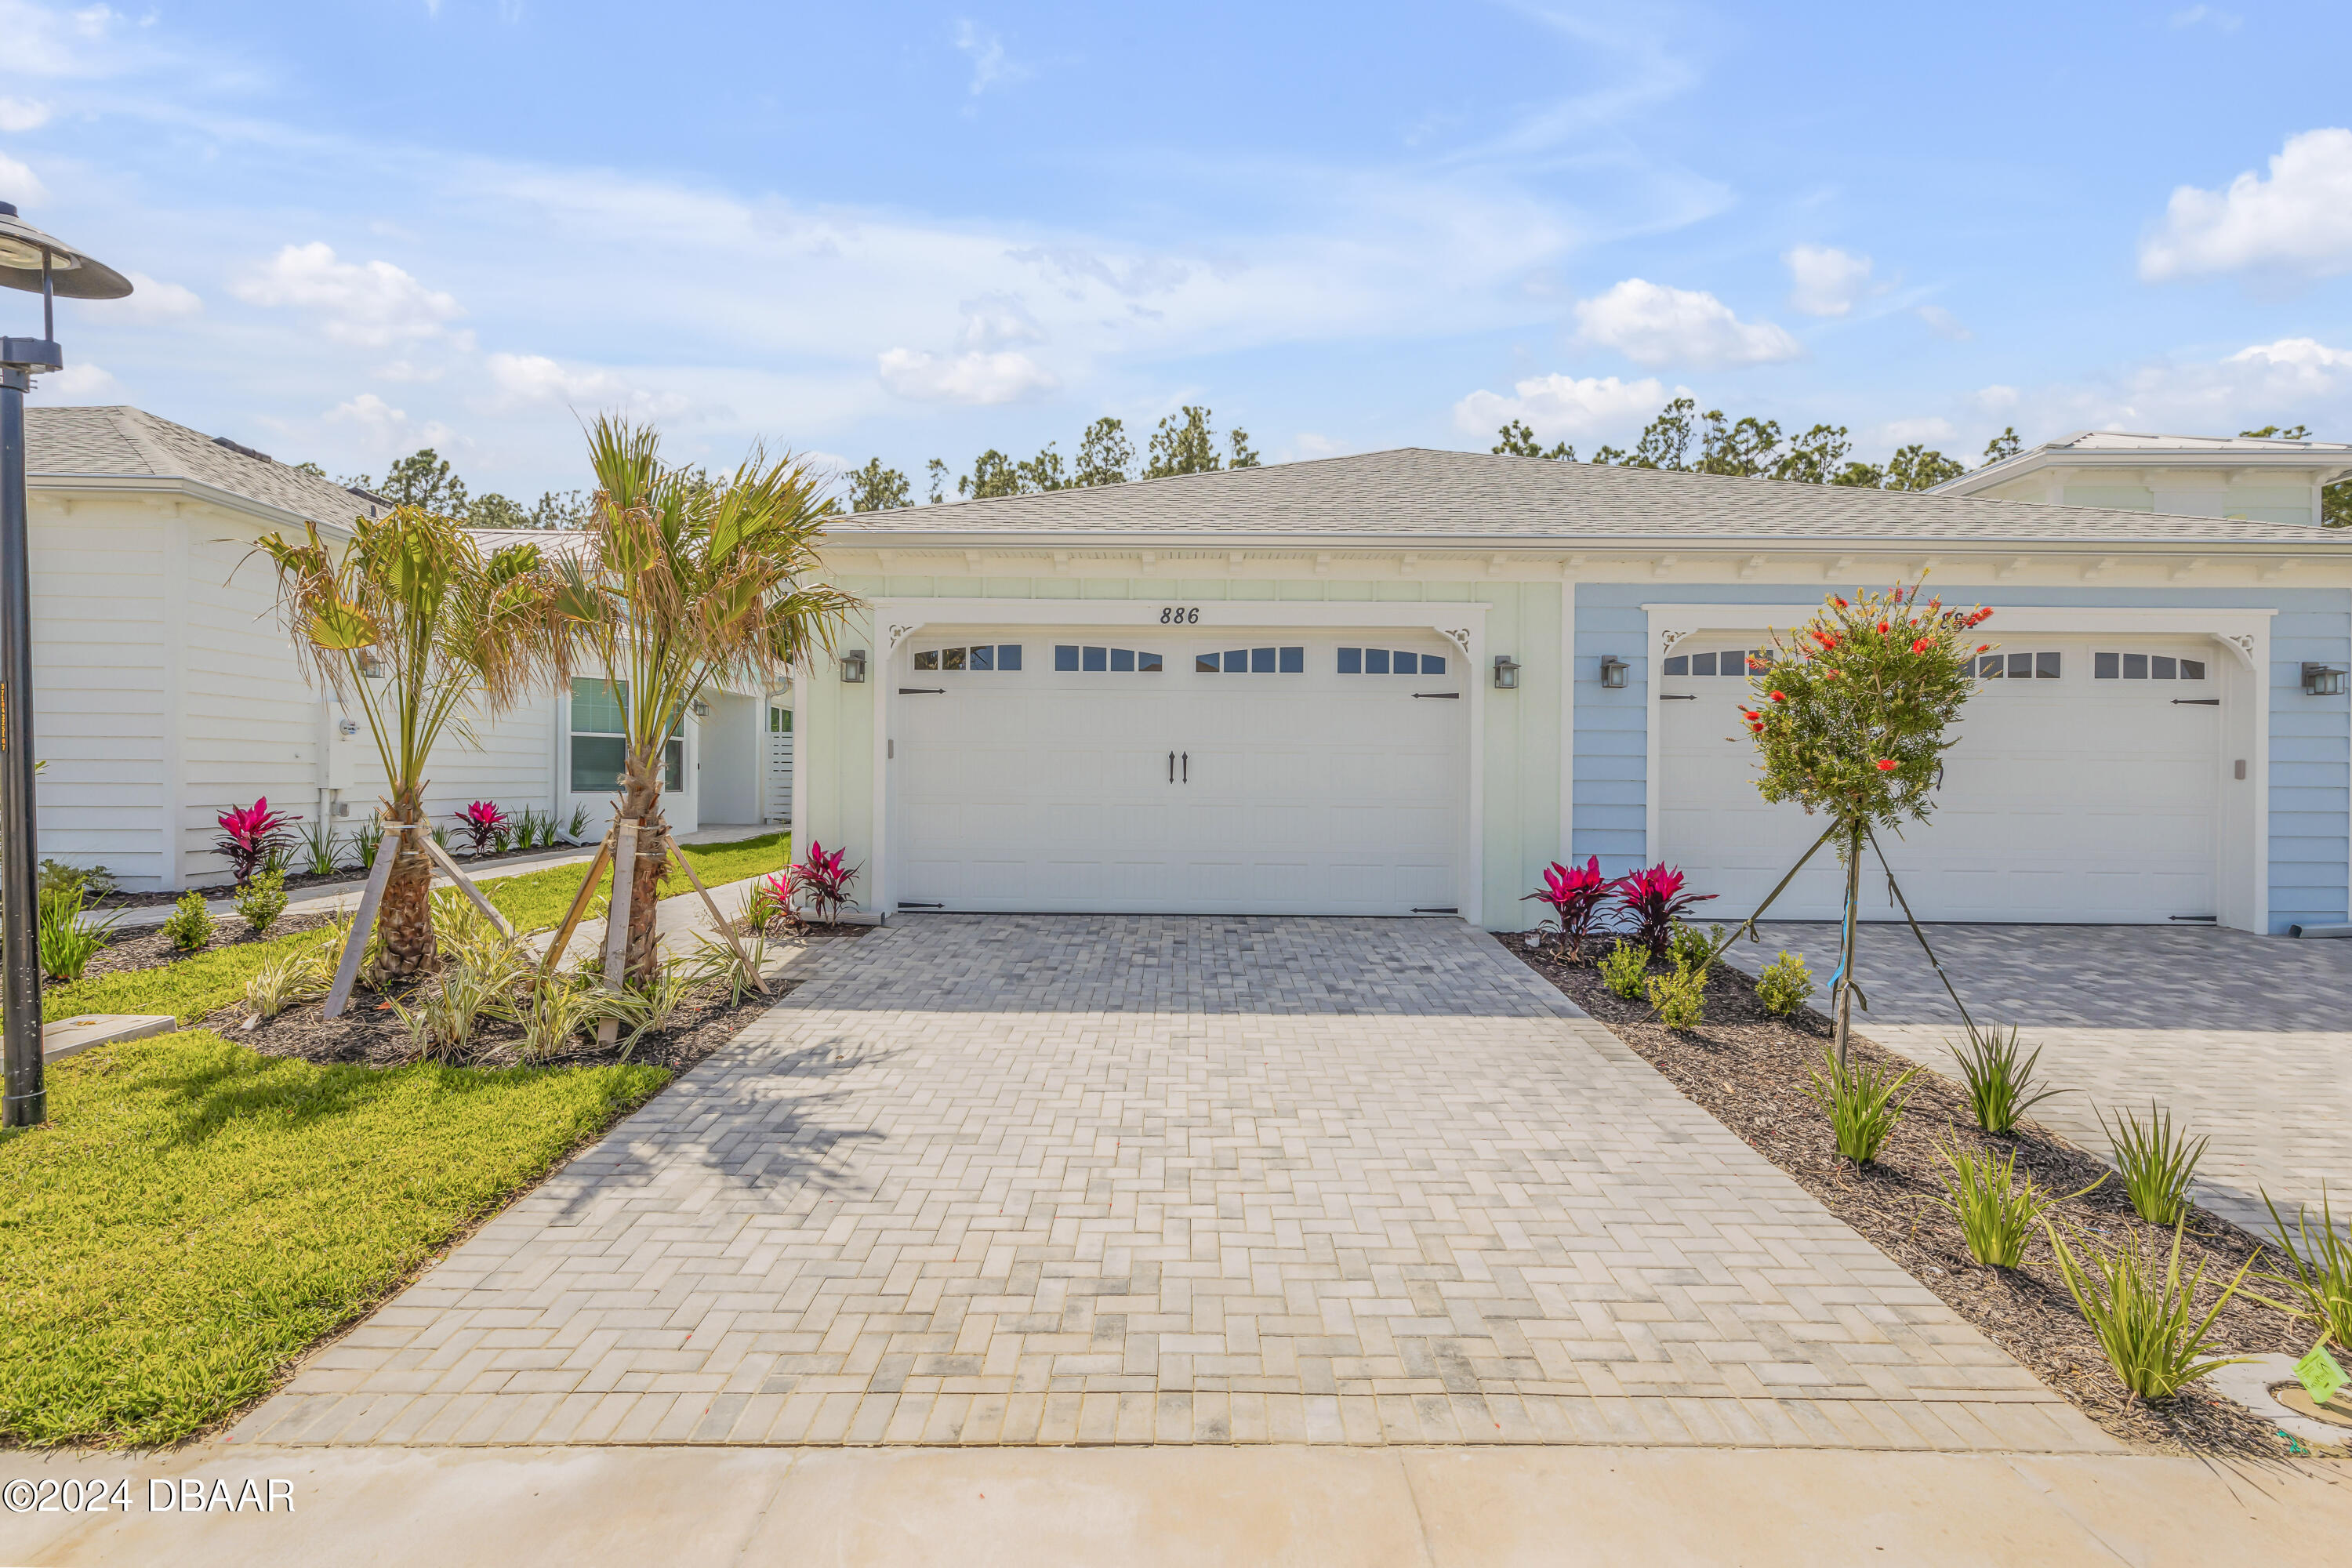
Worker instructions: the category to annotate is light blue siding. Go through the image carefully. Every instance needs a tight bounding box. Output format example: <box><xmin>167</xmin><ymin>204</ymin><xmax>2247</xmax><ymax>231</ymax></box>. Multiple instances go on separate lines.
<box><xmin>1573</xmin><ymin>583</ymin><xmax>2350</xmax><ymax>933</ymax></box>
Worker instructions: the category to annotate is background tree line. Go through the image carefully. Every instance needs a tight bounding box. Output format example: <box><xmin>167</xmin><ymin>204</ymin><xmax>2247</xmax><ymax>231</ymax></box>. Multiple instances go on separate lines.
<box><xmin>297</xmin><ymin>449</ymin><xmax>592</xmax><ymax>529</ymax></box>
<box><xmin>1490</xmin><ymin>396</ymin><xmax>2020</xmax><ymax>489</ymax></box>
<box><xmin>842</xmin><ymin>405</ymin><xmax>1258</xmax><ymax>513</ymax></box>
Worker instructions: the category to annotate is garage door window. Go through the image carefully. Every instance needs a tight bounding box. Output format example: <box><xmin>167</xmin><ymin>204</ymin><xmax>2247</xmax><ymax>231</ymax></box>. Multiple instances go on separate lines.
<box><xmin>2094</xmin><ymin>652</ymin><xmax>2205</xmax><ymax>681</ymax></box>
<box><xmin>1336</xmin><ymin>648</ymin><xmax>1445</xmax><ymax>675</ymax></box>
<box><xmin>1056</xmin><ymin>645</ymin><xmax>1163</xmax><ymax>673</ymax></box>
<box><xmin>1976</xmin><ymin>652</ymin><xmax>2062</xmax><ymax>680</ymax></box>
<box><xmin>916</xmin><ymin>644</ymin><xmax>1022</xmax><ymax>671</ymax></box>
<box><xmin>1196</xmin><ymin>647</ymin><xmax>1305</xmax><ymax>673</ymax></box>
<box><xmin>1661</xmin><ymin>649</ymin><xmax>1763</xmax><ymax>677</ymax></box>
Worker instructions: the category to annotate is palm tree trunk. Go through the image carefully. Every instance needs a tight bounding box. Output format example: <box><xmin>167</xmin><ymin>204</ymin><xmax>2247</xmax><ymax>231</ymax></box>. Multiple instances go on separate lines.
<box><xmin>375</xmin><ymin>786</ymin><xmax>435</xmax><ymax>982</ymax></box>
<box><xmin>619</xmin><ymin>772</ymin><xmax>668</xmax><ymax>987</ymax></box>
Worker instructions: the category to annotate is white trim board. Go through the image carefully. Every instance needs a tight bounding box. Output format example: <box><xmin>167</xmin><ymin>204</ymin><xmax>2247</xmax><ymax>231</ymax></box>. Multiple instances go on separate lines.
<box><xmin>1638</xmin><ymin>603</ymin><xmax>2278</xmax><ymax>933</ymax></box>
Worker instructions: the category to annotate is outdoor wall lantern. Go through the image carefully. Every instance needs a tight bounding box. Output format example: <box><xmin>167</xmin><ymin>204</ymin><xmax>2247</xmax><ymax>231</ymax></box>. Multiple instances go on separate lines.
<box><xmin>689</xmin><ymin>698</ymin><xmax>710</xmax><ymax>717</ymax></box>
<box><xmin>1599</xmin><ymin>655</ymin><xmax>1629</xmax><ymax>690</ymax></box>
<box><xmin>1491</xmin><ymin>654</ymin><xmax>1520</xmax><ymax>690</ymax></box>
<box><xmin>1</xmin><ymin>201</ymin><xmax>132</xmax><ymax>1130</ymax></box>
<box><xmin>355</xmin><ymin>648</ymin><xmax>386</xmax><ymax>679</ymax></box>
<box><xmin>839</xmin><ymin>649</ymin><xmax>868</xmax><ymax>683</ymax></box>
<box><xmin>2303</xmin><ymin>662</ymin><xmax>2347</xmax><ymax>697</ymax></box>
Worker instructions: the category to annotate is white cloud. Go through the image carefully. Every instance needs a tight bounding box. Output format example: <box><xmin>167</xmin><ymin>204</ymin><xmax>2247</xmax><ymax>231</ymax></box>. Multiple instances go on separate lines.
<box><xmin>231</xmin><ymin>242</ymin><xmax>468</xmax><ymax>348</ymax></box>
<box><xmin>1916</xmin><ymin>304</ymin><xmax>1972</xmax><ymax>341</ymax></box>
<box><xmin>1452</xmin><ymin>372</ymin><xmax>1675</xmax><ymax>442</ymax></box>
<box><xmin>2226</xmin><ymin>336</ymin><xmax>2352</xmax><ymax>394</ymax></box>
<box><xmin>1289</xmin><ymin>432</ymin><xmax>1350</xmax><ymax>459</ymax></box>
<box><xmin>876</xmin><ymin>346</ymin><xmax>1057</xmax><ymax>404</ymax></box>
<box><xmin>1783</xmin><ymin>245</ymin><xmax>1875</xmax><ymax>317</ymax></box>
<box><xmin>2169</xmin><ymin>5</ymin><xmax>2240</xmax><ymax>30</ymax></box>
<box><xmin>0</xmin><ymin>97</ymin><xmax>50</xmax><ymax>132</ymax></box>
<box><xmin>956</xmin><ymin>292</ymin><xmax>1044</xmax><ymax>351</ymax></box>
<box><xmin>483</xmin><ymin>350</ymin><xmax>691</xmax><ymax>419</ymax></box>
<box><xmin>375</xmin><ymin>359</ymin><xmax>443</xmax><ymax>383</ymax></box>
<box><xmin>2139</xmin><ymin>128</ymin><xmax>2352</xmax><ymax>281</ymax></box>
<box><xmin>1572</xmin><ymin>278</ymin><xmax>1802</xmax><ymax>368</ymax></box>
<box><xmin>113</xmin><ymin>270</ymin><xmax>202</xmax><ymax>321</ymax></box>
<box><xmin>31</xmin><ymin>360</ymin><xmax>114</xmax><ymax>399</ymax></box>
<box><xmin>325</xmin><ymin>391</ymin><xmax>451</xmax><ymax>452</ymax></box>
<box><xmin>1973</xmin><ymin>384</ymin><xmax>2020</xmax><ymax>413</ymax></box>
<box><xmin>0</xmin><ymin>151</ymin><xmax>49</xmax><ymax>206</ymax></box>
<box><xmin>1985</xmin><ymin>337</ymin><xmax>2352</xmax><ymax>441</ymax></box>
<box><xmin>1875</xmin><ymin>416</ymin><xmax>1957</xmax><ymax>446</ymax></box>
<box><xmin>953</xmin><ymin>20</ymin><xmax>1032</xmax><ymax>97</ymax></box>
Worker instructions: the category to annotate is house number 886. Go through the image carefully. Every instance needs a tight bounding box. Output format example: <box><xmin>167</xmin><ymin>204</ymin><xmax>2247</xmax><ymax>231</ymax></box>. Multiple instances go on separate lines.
<box><xmin>1159</xmin><ymin>607</ymin><xmax>1200</xmax><ymax>624</ymax></box>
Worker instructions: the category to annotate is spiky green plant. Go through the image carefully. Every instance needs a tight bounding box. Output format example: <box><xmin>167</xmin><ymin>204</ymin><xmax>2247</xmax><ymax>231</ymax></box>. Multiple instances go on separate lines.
<box><xmin>242</xmin><ymin>941</ymin><xmax>336</xmax><ymax>1021</ymax></box>
<box><xmin>2100</xmin><ymin>1103</ymin><xmax>2207</xmax><ymax>1225</ymax></box>
<box><xmin>552</xmin><ymin>416</ymin><xmax>856</xmax><ymax>985</ymax></box>
<box><xmin>1807</xmin><ymin>1044</ymin><xmax>1919</xmax><ymax>1165</ymax></box>
<box><xmin>1950</xmin><ymin>1022</ymin><xmax>2068</xmax><ymax>1134</ymax></box>
<box><xmin>1933</xmin><ymin>1131</ymin><xmax>2102</xmax><ymax>1268</ymax></box>
<box><xmin>37</xmin><ymin>885</ymin><xmax>115</xmax><ymax>983</ymax></box>
<box><xmin>2252</xmin><ymin>1185</ymin><xmax>2352</xmax><ymax>1352</ymax></box>
<box><xmin>2043</xmin><ymin>1215</ymin><xmax>2253</xmax><ymax>1403</ymax></box>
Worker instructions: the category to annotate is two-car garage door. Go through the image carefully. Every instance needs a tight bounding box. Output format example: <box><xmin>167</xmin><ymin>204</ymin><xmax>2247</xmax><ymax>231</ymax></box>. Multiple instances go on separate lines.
<box><xmin>894</xmin><ymin>630</ymin><xmax>1467</xmax><ymax>914</ymax></box>
<box><xmin>1658</xmin><ymin>633</ymin><xmax>2226</xmax><ymax>923</ymax></box>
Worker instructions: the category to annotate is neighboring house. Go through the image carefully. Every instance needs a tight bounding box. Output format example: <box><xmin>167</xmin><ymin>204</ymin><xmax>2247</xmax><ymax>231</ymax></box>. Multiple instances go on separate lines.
<box><xmin>27</xmin><ymin>406</ymin><xmax>790</xmax><ymax>891</ymax></box>
<box><xmin>803</xmin><ymin>448</ymin><xmax>2352</xmax><ymax>935</ymax></box>
<box><xmin>1935</xmin><ymin>429</ymin><xmax>2352</xmax><ymax>524</ymax></box>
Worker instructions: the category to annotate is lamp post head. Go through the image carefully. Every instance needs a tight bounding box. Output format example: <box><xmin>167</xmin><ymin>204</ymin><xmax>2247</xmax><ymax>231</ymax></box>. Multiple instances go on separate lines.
<box><xmin>0</xmin><ymin>205</ymin><xmax>134</xmax><ymax>301</ymax></box>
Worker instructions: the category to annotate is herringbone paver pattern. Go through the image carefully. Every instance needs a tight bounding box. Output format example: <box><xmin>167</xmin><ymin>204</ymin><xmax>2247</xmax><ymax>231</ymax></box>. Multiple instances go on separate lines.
<box><xmin>1719</xmin><ymin>923</ymin><xmax>2352</xmax><ymax>1232</ymax></box>
<box><xmin>235</xmin><ymin>917</ymin><xmax>2110</xmax><ymax>1451</ymax></box>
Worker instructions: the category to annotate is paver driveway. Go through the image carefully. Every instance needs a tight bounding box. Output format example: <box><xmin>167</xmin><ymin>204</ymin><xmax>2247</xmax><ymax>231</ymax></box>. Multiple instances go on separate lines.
<box><xmin>237</xmin><ymin>917</ymin><xmax>2108</xmax><ymax>1453</ymax></box>
<box><xmin>1719</xmin><ymin>924</ymin><xmax>2352</xmax><ymax>1234</ymax></box>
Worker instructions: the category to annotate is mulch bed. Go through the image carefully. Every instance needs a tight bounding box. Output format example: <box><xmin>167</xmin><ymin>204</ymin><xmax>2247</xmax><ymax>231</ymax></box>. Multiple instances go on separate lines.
<box><xmin>212</xmin><ymin>925</ymin><xmax>868</xmax><ymax>1073</ymax></box>
<box><xmin>76</xmin><ymin>912</ymin><xmax>341</xmax><ymax>982</ymax></box>
<box><xmin>1508</xmin><ymin>931</ymin><xmax>2316</xmax><ymax>1459</ymax></box>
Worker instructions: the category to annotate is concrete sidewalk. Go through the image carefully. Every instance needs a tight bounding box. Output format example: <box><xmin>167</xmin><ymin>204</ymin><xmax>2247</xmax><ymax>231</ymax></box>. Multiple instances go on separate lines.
<box><xmin>95</xmin><ymin>824</ymin><xmax>782</xmax><ymax>931</ymax></box>
<box><xmin>2</xmin><ymin>1443</ymin><xmax>2344</xmax><ymax>1565</ymax></box>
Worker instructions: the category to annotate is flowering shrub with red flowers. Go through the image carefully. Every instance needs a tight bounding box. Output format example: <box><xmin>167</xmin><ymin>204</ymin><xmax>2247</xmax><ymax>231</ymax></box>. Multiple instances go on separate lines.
<box><xmin>1740</xmin><ymin>582</ymin><xmax>1990</xmax><ymax>837</ymax></box>
<box><xmin>1522</xmin><ymin>855</ymin><xmax>1617</xmax><ymax>960</ymax></box>
<box><xmin>787</xmin><ymin>839</ymin><xmax>862</xmax><ymax>924</ymax></box>
<box><xmin>453</xmin><ymin>800</ymin><xmax>510</xmax><ymax>856</ymax></box>
<box><xmin>1614</xmin><ymin>862</ymin><xmax>1718</xmax><ymax>959</ymax></box>
<box><xmin>213</xmin><ymin>797</ymin><xmax>301</xmax><ymax>884</ymax></box>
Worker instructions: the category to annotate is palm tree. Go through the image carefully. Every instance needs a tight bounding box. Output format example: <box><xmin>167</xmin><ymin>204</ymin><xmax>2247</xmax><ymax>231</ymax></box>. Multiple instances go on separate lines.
<box><xmin>557</xmin><ymin>416</ymin><xmax>855</xmax><ymax>985</ymax></box>
<box><xmin>256</xmin><ymin>508</ymin><xmax>568</xmax><ymax>979</ymax></box>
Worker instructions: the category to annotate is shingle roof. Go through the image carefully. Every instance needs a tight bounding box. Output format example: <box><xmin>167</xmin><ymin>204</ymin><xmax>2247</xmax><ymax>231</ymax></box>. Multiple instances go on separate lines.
<box><xmin>823</xmin><ymin>448</ymin><xmax>2343</xmax><ymax>548</ymax></box>
<box><xmin>2042</xmin><ymin>430</ymin><xmax>2352</xmax><ymax>454</ymax></box>
<box><xmin>26</xmin><ymin>405</ymin><xmax>389</xmax><ymax>527</ymax></box>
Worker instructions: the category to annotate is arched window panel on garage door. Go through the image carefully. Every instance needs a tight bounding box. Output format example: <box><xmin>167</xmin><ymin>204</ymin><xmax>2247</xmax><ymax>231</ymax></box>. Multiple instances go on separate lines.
<box><xmin>1196</xmin><ymin>647</ymin><xmax>1305</xmax><ymax>673</ymax></box>
<box><xmin>1055</xmin><ymin>645</ymin><xmax>1163</xmax><ymax>672</ymax></box>
<box><xmin>1661</xmin><ymin>648</ymin><xmax>1766</xmax><ymax>677</ymax></box>
<box><xmin>2093</xmin><ymin>651</ymin><xmax>2207</xmax><ymax>681</ymax></box>
<box><xmin>915</xmin><ymin>644</ymin><xmax>1024</xmax><ymax>672</ymax></box>
<box><xmin>1975</xmin><ymin>651</ymin><xmax>2063</xmax><ymax>681</ymax></box>
<box><xmin>1335</xmin><ymin>647</ymin><xmax>1445</xmax><ymax>675</ymax></box>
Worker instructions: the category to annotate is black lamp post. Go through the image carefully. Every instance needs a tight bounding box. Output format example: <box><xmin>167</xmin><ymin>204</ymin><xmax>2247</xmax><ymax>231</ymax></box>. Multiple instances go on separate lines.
<box><xmin>0</xmin><ymin>202</ymin><xmax>131</xmax><ymax>1128</ymax></box>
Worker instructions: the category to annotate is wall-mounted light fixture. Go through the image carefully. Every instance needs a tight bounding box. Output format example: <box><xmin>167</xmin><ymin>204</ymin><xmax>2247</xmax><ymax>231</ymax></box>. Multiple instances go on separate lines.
<box><xmin>1491</xmin><ymin>654</ymin><xmax>1520</xmax><ymax>691</ymax></box>
<box><xmin>689</xmin><ymin>698</ymin><xmax>710</xmax><ymax>718</ymax></box>
<box><xmin>1599</xmin><ymin>655</ymin><xmax>1628</xmax><ymax>690</ymax></box>
<box><xmin>2303</xmin><ymin>662</ymin><xmax>2347</xmax><ymax>697</ymax></box>
<box><xmin>355</xmin><ymin>649</ymin><xmax>386</xmax><ymax>679</ymax></box>
<box><xmin>839</xmin><ymin>649</ymin><xmax>868</xmax><ymax>684</ymax></box>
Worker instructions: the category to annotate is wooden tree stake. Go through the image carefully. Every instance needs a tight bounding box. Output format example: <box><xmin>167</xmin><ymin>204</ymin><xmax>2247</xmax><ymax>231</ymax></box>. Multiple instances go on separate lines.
<box><xmin>597</xmin><ymin>820</ymin><xmax>639</xmax><ymax>1044</ymax></box>
<box><xmin>537</xmin><ymin>825</ymin><xmax>616</xmax><ymax>982</ymax></box>
<box><xmin>324</xmin><ymin>824</ymin><xmax>405</xmax><ymax>1018</ymax></box>
<box><xmin>661</xmin><ymin>832</ymin><xmax>769</xmax><ymax>995</ymax></box>
<box><xmin>417</xmin><ymin>832</ymin><xmax>517</xmax><ymax>938</ymax></box>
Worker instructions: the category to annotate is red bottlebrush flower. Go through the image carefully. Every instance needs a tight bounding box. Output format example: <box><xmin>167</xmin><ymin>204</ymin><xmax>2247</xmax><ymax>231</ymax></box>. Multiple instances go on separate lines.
<box><xmin>1875</xmin><ymin>758</ymin><xmax>1899</xmax><ymax>771</ymax></box>
<box><xmin>1824</xmin><ymin>669</ymin><xmax>1840</xmax><ymax>680</ymax></box>
<box><xmin>1910</xmin><ymin>637</ymin><xmax>1933</xmax><ymax>655</ymax></box>
<box><xmin>1976</xmin><ymin>644</ymin><xmax>1990</xmax><ymax>653</ymax></box>
<box><xmin>1830</xmin><ymin>595</ymin><xmax>1848</xmax><ymax>608</ymax></box>
<box><xmin>1769</xmin><ymin>690</ymin><xmax>1786</xmax><ymax>701</ymax></box>
<box><xmin>1876</xmin><ymin>619</ymin><xmax>1889</xmax><ymax>633</ymax></box>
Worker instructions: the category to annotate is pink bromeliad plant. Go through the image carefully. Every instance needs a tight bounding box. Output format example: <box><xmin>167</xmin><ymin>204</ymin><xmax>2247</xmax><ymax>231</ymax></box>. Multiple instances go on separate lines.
<box><xmin>213</xmin><ymin>797</ymin><xmax>300</xmax><ymax>884</ymax></box>
<box><xmin>787</xmin><ymin>840</ymin><xmax>862</xmax><ymax>924</ymax></box>
<box><xmin>454</xmin><ymin>800</ymin><xmax>510</xmax><ymax>857</ymax></box>
<box><xmin>1613</xmin><ymin>862</ymin><xmax>1716</xmax><ymax>959</ymax></box>
<box><xmin>1522</xmin><ymin>855</ymin><xmax>1617</xmax><ymax>961</ymax></box>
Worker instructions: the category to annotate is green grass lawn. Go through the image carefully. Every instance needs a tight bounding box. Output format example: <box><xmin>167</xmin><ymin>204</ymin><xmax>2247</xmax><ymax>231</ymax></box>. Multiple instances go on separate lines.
<box><xmin>0</xmin><ymin>1031</ymin><xmax>666</xmax><ymax>1447</ymax></box>
<box><xmin>42</xmin><ymin>831</ymin><xmax>793</xmax><ymax>1025</ymax></box>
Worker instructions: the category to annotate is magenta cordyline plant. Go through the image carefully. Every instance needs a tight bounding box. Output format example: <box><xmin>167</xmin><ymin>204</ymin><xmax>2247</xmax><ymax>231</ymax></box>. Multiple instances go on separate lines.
<box><xmin>213</xmin><ymin>797</ymin><xmax>300</xmax><ymax>884</ymax></box>
<box><xmin>453</xmin><ymin>800</ymin><xmax>509</xmax><ymax>857</ymax></box>
<box><xmin>787</xmin><ymin>840</ymin><xmax>862</xmax><ymax>924</ymax></box>
<box><xmin>1523</xmin><ymin>856</ymin><xmax>1617</xmax><ymax>961</ymax></box>
<box><xmin>1614</xmin><ymin>863</ymin><xmax>1716</xmax><ymax>959</ymax></box>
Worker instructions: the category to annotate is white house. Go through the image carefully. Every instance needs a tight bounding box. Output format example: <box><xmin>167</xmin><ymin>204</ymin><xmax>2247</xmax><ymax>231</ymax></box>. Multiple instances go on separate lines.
<box><xmin>27</xmin><ymin>405</ymin><xmax>793</xmax><ymax>891</ymax></box>
<box><xmin>797</xmin><ymin>448</ymin><xmax>2352</xmax><ymax>936</ymax></box>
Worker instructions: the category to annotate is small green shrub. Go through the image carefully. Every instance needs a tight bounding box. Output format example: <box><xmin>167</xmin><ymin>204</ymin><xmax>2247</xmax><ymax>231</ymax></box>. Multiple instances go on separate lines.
<box><xmin>1666</xmin><ymin>920</ymin><xmax>1721</xmax><ymax>977</ymax></box>
<box><xmin>2100</xmin><ymin>1103</ymin><xmax>2206</xmax><ymax>1225</ymax></box>
<box><xmin>162</xmin><ymin>891</ymin><xmax>216</xmax><ymax>953</ymax></box>
<box><xmin>1950</xmin><ymin>1022</ymin><xmax>2067</xmax><ymax>1134</ymax></box>
<box><xmin>298</xmin><ymin>821</ymin><xmax>341</xmax><ymax>877</ymax></box>
<box><xmin>37</xmin><ymin>885</ymin><xmax>114</xmax><ymax>983</ymax></box>
<box><xmin>233</xmin><ymin>866</ymin><xmax>289</xmax><ymax>936</ymax></box>
<box><xmin>2251</xmin><ymin>1185</ymin><xmax>2352</xmax><ymax>1352</ymax></box>
<box><xmin>2043</xmin><ymin>1215</ymin><xmax>2253</xmax><ymax>1403</ymax></box>
<box><xmin>1599</xmin><ymin>940</ymin><xmax>1649</xmax><ymax>1000</ymax></box>
<box><xmin>350</xmin><ymin>820</ymin><xmax>385</xmax><ymax>870</ymax></box>
<box><xmin>1644</xmin><ymin>956</ymin><xmax>1705</xmax><ymax>1030</ymax></box>
<box><xmin>1933</xmin><ymin>1131</ymin><xmax>2101</xmax><ymax>1269</ymax></box>
<box><xmin>1807</xmin><ymin>1045</ymin><xmax>1919</xmax><ymax>1165</ymax></box>
<box><xmin>41</xmin><ymin>859</ymin><xmax>117</xmax><ymax>902</ymax></box>
<box><xmin>1755</xmin><ymin>952</ymin><xmax>1815</xmax><ymax>1016</ymax></box>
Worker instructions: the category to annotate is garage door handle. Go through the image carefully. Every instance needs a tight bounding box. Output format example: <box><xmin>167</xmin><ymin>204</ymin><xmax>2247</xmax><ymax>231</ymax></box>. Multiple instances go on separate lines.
<box><xmin>1412</xmin><ymin>691</ymin><xmax>1458</xmax><ymax>699</ymax></box>
<box><xmin>1182</xmin><ymin>751</ymin><xmax>1189</xmax><ymax>782</ymax></box>
<box><xmin>2172</xmin><ymin>698</ymin><xmax>2220</xmax><ymax>706</ymax></box>
<box><xmin>898</xmin><ymin>687</ymin><xmax>945</xmax><ymax>695</ymax></box>
<box><xmin>1658</xmin><ymin>694</ymin><xmax>1698</xmax><ymax>701</ymax></box>
<box><xmin>1168</xmin><ymin>750</ymin><xmax>1175</xmax><ymax>782</ymax></box>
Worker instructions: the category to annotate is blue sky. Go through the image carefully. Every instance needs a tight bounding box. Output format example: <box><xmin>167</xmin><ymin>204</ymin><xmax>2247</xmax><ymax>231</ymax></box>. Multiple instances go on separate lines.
<box><xmin>5</xmin><ymin>0</ymin><xmax>2350</xmax><ymax>502</ymax></box>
